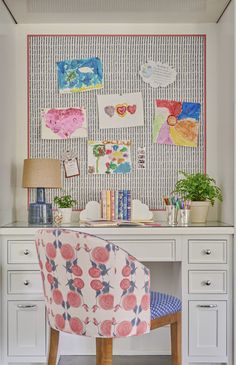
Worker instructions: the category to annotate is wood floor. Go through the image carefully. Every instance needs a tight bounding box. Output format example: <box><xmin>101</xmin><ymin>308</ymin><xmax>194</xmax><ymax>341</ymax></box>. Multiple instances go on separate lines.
<box><xmin>59</xmin><ymin>355</ymin><xmax>171</xmax><ymax>365</ymax></box>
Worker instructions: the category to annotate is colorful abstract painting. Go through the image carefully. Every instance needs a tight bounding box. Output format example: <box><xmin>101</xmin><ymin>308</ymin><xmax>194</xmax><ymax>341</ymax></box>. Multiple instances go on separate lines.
<box><xmin>57</xmin><ymin>57</ymin><xmax>103</xmax><ymax>93</ymax></box>
<box><xmin>88</xmin><ymin>141</ymin><xmax>132</xmax><ymax>174</ymax></box>
<box><xmin>41</xmin><ymin>107</ymin><xmax>87</xmax><ymax>139</ymax></box>
<box><xmin>97</xmin><ymin>92</ymin><xmax>144</xmax><ymax>129</ymax></box>
<box><xmin>153</xmin><ymin>100</ymin><xmax>201</xmax><ymax>147</ymax></box>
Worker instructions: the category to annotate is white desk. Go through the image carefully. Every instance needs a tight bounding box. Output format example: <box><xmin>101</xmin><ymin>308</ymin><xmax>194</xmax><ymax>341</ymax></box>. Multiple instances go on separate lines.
<box><xmin>0</xmin><ymin>222</ymin><xmax>233</xmax><ymax>365</ymax></box>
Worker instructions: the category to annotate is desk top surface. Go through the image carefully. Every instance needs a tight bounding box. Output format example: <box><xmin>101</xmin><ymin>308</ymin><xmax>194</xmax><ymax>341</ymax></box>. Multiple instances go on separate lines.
<box><xmin>1</xmin><ymin>221</ymin><xmax>233</xmax><ymax>228</ymax></box>
<box><xmin>0</xmin><ymin>221</ymin><xmax>234</xmax><ymax>235</ymax></box>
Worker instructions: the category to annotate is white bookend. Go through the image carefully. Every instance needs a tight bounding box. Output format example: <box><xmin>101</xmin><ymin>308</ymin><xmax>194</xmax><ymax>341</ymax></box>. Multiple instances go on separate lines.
<box><xmin>80</xmin><ymin>201</ymin><xmax>101</xmax><ymax>221</ymax></box>
<box><xmin>80</xmin><ymin>199</ymin><xmax>153</xmax><ymax>222</ymax></box>
<box><xmin>132</xmin><ymin>199</ymin><xmax>153</xmax><ymax>221</ymax></box>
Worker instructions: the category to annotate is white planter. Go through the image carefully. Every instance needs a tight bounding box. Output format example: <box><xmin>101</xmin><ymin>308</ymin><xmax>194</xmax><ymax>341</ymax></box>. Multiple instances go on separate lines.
<box><xmin>59</xmin><ymin>208</ymin><xmax>72</xmax><ymax>224</ymax></box>
<box><xmin>190</xmin><ymin>201</ymin><xmax>210</xmax><ymax>223</ymax></box>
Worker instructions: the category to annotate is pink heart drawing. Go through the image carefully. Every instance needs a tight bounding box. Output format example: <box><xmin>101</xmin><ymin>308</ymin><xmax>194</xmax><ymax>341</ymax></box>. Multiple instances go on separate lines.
<box><xmin>104</xmin><ymin>105</ymin><xmax>115</xmax><ymax>117</ymax></box>
<box><xmin>43</xmin><ymin>108</ymin><xmax>85</xmax><ymax>139</ymax></box>
<box><xmin>116</xmin><ymin>104</ymin><xmax>127</xmax><ymax>117</ymax></box>
<box><xmin>127</xmin><ymin>104</ymin><xmax>137</xmax><ymax>114</ymax></box>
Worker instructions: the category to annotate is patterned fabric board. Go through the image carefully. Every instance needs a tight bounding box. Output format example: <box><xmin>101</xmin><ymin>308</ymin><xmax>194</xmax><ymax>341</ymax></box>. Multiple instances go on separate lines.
<box><xmin>28</xmin><ymin>35</ymin><xmax>205</xmax><ymax>210</ymax></box>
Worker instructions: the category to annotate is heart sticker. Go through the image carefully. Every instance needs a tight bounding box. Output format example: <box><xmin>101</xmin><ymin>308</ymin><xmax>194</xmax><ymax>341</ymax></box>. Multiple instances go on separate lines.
<box><xmin>127</xmin><ymin>104</ymin><xmax>137</xmax><ymax>114</ymax></box>
<box><xmin>116</xmin><ymin>104</ymin><xmax>127</xmax><ymax>117</ymax></box>
<box><xmin>104</xmin><ymin>105</ymin><xmax>115</xmax><ymax>117</ymax></box>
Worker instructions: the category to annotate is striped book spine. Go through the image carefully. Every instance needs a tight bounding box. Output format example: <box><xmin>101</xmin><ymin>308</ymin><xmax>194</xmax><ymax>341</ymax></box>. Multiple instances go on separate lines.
<box><xmin>115</xmin><ymin>191</ymin><xmax>119</xmax><ymax>220</ymax></box>
<box><xmin>123</xmin><ymin>190</ymin><xmax>128</xmax><ymax>220</ymax></box>
<box><xmin>127</xmin><ymin>190</ymin><xmax>132</xmax><ymax>221</ymax></box>
<box><xmin>106</xmin><ymin>190</ymin><xmax>111</xmax><ymax>220</ymax></box>
<box><xmin>100</xmin><ymin>191</ymin><xmax>103</xmax><ymax>218</ymax></box>
<box><xmin>110</xmin><ymin>190</ymin><xmax>115</xmax><ymax>221</ymax></box>
<box><xmin>101</xmin><ymin>190</ymin><xmax>107</xmax><ymax>219</ymax></box>
<box><xmin>118</xmin><ymin>190</ymin><xmax>123</xmax><ymax>220</ymax></box>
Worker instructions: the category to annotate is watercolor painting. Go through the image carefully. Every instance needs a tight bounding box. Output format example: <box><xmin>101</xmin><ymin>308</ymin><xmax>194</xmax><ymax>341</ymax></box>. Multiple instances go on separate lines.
<box><xmin>41</xmin><ymin>107</ymin><xmax>87</xmax><ymax>139</ymax></box>
<box><xmin>152</xmin><ymin>100</ymin><xmax>201</xmax><ymax>147</ymax></box>
<box><xmin>97</xmin><ymin>92</ymin><xmax>144</xmax><ymax>129</ymax></box>
<box><xmin>57</xmin><ymin>57</ymin><xmax>103</xmax><ymax>93</ymax></box>
<box><xmin>88</xmin><ymin>141</ymin><xmax>132</xmax><ymax>174</ymax></box>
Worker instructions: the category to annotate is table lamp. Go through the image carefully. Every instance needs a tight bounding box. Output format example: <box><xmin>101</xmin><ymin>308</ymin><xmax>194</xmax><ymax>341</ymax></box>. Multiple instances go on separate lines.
<box><xmin>22</xmin><ymin>158</ymin><xmax>61</xmax><ymax>224</ymax></box>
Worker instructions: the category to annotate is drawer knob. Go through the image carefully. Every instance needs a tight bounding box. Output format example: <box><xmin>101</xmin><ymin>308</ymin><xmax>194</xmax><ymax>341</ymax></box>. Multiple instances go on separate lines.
<box><xmin>203</xmin><ymin>280</ymin><xmax>211</xmax><ymax>286</ymax></box>
<box><xmin>24</xmin><ymin>249</ymin><xmax>30</xmax><ymax>256</ymax></box>
<box><xmin>204</xmin><ymin>249</ymin><xmax>211</xmax><ymax>255</ymax></box>
<box><xmin>24</xmin><ymin>280</ymin><xmax>30</xmax><ymax>286</ymax></box>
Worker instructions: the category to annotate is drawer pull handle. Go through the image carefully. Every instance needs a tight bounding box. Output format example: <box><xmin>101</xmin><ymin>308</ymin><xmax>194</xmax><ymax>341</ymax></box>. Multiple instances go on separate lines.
<box><xmin>197</xmin><ymin>304</ymin><xmax>217</xmax><ymax>308</ymax></box>
<box><xmin>204</xmin><ymin>249</ymin><xmax>211</xmax><ymax>255</ymax></box>
<box><xmin>17</xmin><ymin>304</ymin><xmax>37</xmax><ymax>309</ymax></box>
<box><xmin>203</xmin><ymin>280</ymin><xmax>211</xmax><ymax>286</ymax></box>
<box><xmin>24</xmin><ymin>249</ymin><xmax>30</xmax><ymax>255</ymax></box>
<box><xmin>24</xmin><ymin>280</ymin><xmax>30</xmax><ymax>286</ymax></box>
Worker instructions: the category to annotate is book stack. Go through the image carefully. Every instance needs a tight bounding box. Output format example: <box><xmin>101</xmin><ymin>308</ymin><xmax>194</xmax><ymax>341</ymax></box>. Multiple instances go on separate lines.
<box><xmin>100</xmin><ymin>190</ymin><xmax>132</xmax><ymax>221</ymax></box>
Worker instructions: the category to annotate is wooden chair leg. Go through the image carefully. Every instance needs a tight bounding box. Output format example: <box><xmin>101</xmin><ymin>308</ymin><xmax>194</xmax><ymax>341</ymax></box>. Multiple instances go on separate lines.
<box><xmin>171</xmin><ymin>312</ymin><xmax>182</xmax><ymax>365</ymax></box>
<box><xmin>48</xmin><ymin>327</ymin><xmax>60</xmax><ymax>365</ymax></box>
<box><xmin>96</xmin><ymin>338</ymin><xmax>113</xmax><ymax>365</ymax></box>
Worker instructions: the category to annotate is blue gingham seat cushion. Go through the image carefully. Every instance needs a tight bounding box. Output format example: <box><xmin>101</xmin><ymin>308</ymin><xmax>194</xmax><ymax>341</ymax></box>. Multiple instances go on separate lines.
<box><xmin>150</xmin><ymin>291</ymin><xmax>182</xmax><ymax>320</ymax></box>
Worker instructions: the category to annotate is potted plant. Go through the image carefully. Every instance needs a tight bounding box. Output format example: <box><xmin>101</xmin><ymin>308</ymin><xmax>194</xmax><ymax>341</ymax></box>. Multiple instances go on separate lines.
<box><xmin>174</xmin><ymin>172</ymin><xmax>223</xmax><ymax>223</ymax></box>
<box><xmin>54</xmin><ymin>195</ymin><xmax>76</xmax><ymax>224</ymax></box>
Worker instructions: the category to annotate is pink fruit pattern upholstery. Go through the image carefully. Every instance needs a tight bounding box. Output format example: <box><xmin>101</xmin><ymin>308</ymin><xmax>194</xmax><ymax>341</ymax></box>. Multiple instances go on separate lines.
<box><xmin>35</xmin><ymin>229</ymin><xmax>150</xmax><ymax>338</ymax></box>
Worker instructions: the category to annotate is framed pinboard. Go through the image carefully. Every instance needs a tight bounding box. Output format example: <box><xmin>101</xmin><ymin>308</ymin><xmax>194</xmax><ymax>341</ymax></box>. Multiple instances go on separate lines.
<box><xmin>27</xmin><ymin>34</ymin><xmax>206</xmax><ymax>210</ymax></box>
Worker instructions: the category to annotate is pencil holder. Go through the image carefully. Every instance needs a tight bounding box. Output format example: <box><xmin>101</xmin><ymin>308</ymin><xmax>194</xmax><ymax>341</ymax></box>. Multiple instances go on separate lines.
<box><xmin>166</xmin><ymin>205</ymin><xmax>178</xmax><ymax>226</ymax></box>
<box><xmin>179</xmin><ymin>209</ymin><xmax>191</xmax><ymax>226</ymax></box>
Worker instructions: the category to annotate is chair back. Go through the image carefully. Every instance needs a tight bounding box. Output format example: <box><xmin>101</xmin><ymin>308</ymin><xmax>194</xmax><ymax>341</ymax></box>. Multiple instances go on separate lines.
<box><xmin>36</xmin><ymin>228</ymin><xmax>150</xmax><ymax>338</ymax></box>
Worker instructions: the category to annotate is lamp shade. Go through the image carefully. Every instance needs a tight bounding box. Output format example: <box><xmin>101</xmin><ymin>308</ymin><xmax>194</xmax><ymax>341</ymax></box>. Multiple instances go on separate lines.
<box><xmin>22</xmin><ymin>158</ymin><xmax>61</xmax><ymax>188</ymax></box>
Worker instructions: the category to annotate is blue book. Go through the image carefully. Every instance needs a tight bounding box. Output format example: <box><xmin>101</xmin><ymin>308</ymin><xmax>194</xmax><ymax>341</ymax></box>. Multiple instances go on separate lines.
<box><xmin>118</xmin><ymin>191</ymin><xmax>123</xmax><ymax>220</ymax></box>
<box><xmin>123</xmin><ymin>190</ymin><xmax>128</xmax><ymax>220</ymax></box>
<box><xmin>115</xmin><ymin>191</ymin><xmax>119</xmax><ymax>220</ymax></box>
<box><xmin>127</xmin><ymin>190</ymin><xmax>132</xmax><ymax>221</ymax></box>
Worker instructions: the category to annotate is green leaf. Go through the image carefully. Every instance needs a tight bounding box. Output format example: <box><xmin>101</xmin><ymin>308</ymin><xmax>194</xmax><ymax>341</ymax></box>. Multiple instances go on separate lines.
<box><xmin>173</xmin><ymin>172</ymin><xmax>223</xmax><ymax>206</ymax></box>
<box><xmin>53</xmin><ymin>194</ymin><xmax>77</xmax><ymax>208</ymax></box>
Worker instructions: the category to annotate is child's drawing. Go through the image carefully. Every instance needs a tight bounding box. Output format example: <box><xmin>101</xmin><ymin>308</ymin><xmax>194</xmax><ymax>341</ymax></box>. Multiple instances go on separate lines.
<box><xmin>88</xmin><ymin>141</ymin><xmax>132</xmax><ymax>174</ymax></box>
<box><xmin>57</xmin><ymin>57</ymin><xmax>103</xmax><ymax>93</ymax></box>
<box><xmin>153</xmin><ymin>100</ymin><xmax>201</xmax><ymax>147</ymax></box>
<box><xmin>41</xmin><ymin>107</ymin><xmax>87</xmax><ymax>139</ymax></box>
<box><xmin>97</xmin><ymin>92</ymin><xmax>144</xmax><ymax>129</ymax></box>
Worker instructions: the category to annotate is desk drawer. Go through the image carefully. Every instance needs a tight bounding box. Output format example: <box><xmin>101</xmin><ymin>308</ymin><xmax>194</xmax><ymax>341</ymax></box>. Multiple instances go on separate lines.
<box><xmin>188</xmin><ymin>240</ymin><xmax>227</xmax><ymax>264</ymax></box>
<box><xmin>8</xmin><ymin>240</ymin><xmax>38</xmax><ymax>264</ymax></box>
<box><xmin>113</xmin><ymin>240</ymin><xmax>176</xmax><ymax>261</ymax></box>
<box><xmin>189</xmin><ymin>270</ymin><xmax>227</xmax><ymax>294</ymax></box>
<box><xmin>8</xmin><ymin>271</ymin><xmax>43</xmax><ymax>294</ymax></box>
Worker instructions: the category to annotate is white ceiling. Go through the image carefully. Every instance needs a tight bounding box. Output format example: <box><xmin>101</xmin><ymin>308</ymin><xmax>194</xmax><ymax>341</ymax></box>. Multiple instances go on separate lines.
<box><xmin>3</xmin><ymin>0</ymin><xmax>231</xmax><ymax>24</ymax></box>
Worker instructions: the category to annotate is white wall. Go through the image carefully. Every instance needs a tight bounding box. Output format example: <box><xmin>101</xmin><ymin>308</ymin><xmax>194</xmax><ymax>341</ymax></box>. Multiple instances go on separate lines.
<box><xmin>218</xmin><ymin>2</ymin><xmax>234</xmax><ymax>225</ymax></box>
<box><xmin>14</xmin><ymin>23</ymin><xmax>219</xmax><ymax>223</ymax></box>
<box><xmin>0</xmin><ymin>3</ymin><xmax>16</xmax><ymax>225</ymax></box>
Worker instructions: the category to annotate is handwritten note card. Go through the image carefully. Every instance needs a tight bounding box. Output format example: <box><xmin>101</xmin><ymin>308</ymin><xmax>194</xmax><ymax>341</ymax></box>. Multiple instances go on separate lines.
<box><xmin>139</xmin><ymin>60</ymin><xmax>177</xmax><ymax>88</ymax></box>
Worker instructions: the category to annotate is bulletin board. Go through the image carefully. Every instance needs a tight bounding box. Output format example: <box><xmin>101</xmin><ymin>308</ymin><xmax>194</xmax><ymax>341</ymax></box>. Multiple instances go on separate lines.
<box><xmin>27</xmin><ymin>34</ymin><xmax>206</xmax><ymax>210</ymax></box>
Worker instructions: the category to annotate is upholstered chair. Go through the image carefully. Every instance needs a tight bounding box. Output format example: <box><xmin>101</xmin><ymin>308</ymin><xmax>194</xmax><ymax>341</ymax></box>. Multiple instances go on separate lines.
<box><xmin>36</xmin><ymin>228</ymin><xmax>181</xmax><ymax>365</ymax></box>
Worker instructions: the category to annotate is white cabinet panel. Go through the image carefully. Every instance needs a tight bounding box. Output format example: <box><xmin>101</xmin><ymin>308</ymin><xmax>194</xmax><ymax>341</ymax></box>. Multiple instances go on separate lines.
<box><xmin>188</xmin><ymin>270</ymin><xmax>227</xmax><ymax>294</ymax></box>
<box><xmin>188</xmin><ymin>240</ymin><xmax>227</xmax><ymax>264</ymax></box>
<box><xmin>189</xmin><ymin>301</ymin><xmax>227</xmax><ymax>357</ymax></box>
<box><xmin>8</xmin><ymin>240</ymin><xmax>38</xmax><ymax>264</ymax></box>
<box><xmin>8</xmin><ymin>271</ymin><xmax>43</xmax><ymax>294</ymax></box>
<box><xmin>113</xmin><ymin>240</ymin><xmax>176</xmax><ymax>261</ymax></box>
<box><xmin>8</xmin><ymin>301</ymin><xmax>46</xmax><ymax>357</ymax></box>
